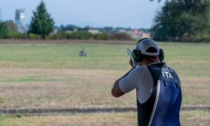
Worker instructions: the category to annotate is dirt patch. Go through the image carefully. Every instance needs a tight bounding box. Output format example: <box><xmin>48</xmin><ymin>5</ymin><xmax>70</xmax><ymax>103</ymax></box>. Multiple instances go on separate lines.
<box><xmin>0</xmin><ymin>106</ymin><xmax>209</xmax><ymax>116</ymax></box>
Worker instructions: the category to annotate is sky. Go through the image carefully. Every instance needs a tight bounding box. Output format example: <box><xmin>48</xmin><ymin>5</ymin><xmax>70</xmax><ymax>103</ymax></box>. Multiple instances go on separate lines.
<box><xmin>0</xmin><ymin>0</ymin><xmax>164</xmax><ymax>29</ymax></box>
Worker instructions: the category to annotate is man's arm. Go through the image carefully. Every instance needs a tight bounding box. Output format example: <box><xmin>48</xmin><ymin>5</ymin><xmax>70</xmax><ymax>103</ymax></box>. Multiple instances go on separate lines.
<box><xmin>111</xmin><ymin>67</ymin><xmax>135</xmax><ymax>97</ymax></box>
<box><xmin>111</xmin><ymin>80</ymin><xmax>125</xmax><ymax>97</ymax></box>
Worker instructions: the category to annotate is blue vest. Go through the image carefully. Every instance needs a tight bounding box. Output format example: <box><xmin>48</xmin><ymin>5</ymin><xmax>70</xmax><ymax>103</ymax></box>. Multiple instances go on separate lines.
<box><xmin>137</xmin><ymin>62</ymin><xmax>182</xmax><ymax>126</ymax></box>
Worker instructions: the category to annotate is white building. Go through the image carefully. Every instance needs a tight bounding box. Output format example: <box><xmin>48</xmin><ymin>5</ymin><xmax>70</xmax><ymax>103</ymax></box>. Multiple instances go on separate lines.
<box><xmin>15</xmin><ymin>9</ymin><xmax>28</xmax><ymax>33</ymax></box>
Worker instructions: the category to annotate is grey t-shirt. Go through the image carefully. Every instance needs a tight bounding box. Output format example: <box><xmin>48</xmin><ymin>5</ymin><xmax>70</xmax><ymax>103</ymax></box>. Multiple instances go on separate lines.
<box><xmin>119</xmin><ymin>65</ymin><xmax>154</xmax><ymax>104</ymax></box>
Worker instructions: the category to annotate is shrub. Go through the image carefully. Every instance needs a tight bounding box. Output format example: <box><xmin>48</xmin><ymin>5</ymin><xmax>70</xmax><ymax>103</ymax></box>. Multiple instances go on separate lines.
<box><xmin>69</xmin><ymin>31</ymin><xmax>92</xmax><ymax>39</ymax></box>
<box><xmin>6</xmin><ymin>31</ymin><xmax>26</xmax><ymax>39</ymax></box>
<box><xmin>93</xmin><ymin>33</ymin><xmax>110</xmax><ymax>40</ymax></box>
<box><xmin>27</xmin><ymin>33</ymin><xmax>41</xmax><ymax>39</ymax></box>
<box><xmin>111</xmin><ymin>33</ymin><xmax>132</xmax><ymax>40</ymax></box>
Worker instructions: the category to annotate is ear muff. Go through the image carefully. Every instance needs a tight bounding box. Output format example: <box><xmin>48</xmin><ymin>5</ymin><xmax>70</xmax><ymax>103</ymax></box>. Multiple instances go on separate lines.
<box><xmin>131</xmin><ymin>38</ymin><xmax>149</xmax><ymax>63</ymax></box>
<box><xmin>132</xmin><ymin>49</ymin><xmax>143</xmax><ymax>63</ymax></box>
<box><xmin>159</xmin><ymin>48</ymin><xmax>164</xmax><ymax>62</ymax></box>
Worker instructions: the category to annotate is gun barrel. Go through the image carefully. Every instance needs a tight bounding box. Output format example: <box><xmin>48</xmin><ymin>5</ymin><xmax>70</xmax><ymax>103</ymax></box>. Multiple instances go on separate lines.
<box><xmin>127</xmin><ymin>48</ymin><xmax>134</xmax><ymax>61</ymax></box>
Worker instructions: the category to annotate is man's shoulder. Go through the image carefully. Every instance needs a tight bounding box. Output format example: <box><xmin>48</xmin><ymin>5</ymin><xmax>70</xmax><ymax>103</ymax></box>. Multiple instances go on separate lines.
<box><xmin>149</xmin><ymin>62</ymin><xmax>176</xmax><ymax>71</ymax></box>
<box><xmin>129</xmin><ymin>65</ymin><xmax>149</xmax><ymax>77</ymax></box>
<box><xmin>134</xmin><ymin>65</ymin><xmax>148</xmax><ymax>72</ymax></box>
<box><xmin>147</xmin><ymin>62</ymin><xmax>180</xmax><ymax>83</ymax></box>
<box><xmin>147</xmin><ymin>62</ymin><xmax>166</xmax><ymax>71</ymax></box>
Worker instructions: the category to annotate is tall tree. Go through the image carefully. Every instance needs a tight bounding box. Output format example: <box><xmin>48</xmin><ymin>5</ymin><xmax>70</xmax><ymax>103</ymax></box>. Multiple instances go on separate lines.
<box><xmin>28</xmin><ymin>1</ymin><xmax>54</xmax><ymax>39</ymax></box>
<box><xmin>0</xmin><ymin>21</ymin><xmax>8</xmax><ymax>39</ymax></box>
<box><xmin>151</xmin><ymin>0</ymin><xmax>210</xmax><ymax>42</ymax></box>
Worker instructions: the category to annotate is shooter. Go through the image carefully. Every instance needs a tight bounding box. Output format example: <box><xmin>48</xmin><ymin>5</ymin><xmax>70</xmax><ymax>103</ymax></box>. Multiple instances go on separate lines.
<box><xmin>111</xmin><ymin>38</ymin><xmax>182</xmax><ymax>126</ymax></box>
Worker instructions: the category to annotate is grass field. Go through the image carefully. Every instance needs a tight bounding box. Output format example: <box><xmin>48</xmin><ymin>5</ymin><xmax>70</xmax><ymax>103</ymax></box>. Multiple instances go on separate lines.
<box><xmin>0</xmin><ymin>40</ymin><xmax>209</xmax><ymax>125</ymax></box>
<box><xmin>0</xmin><ymin>110</ymin><xmax>210</xmax><ymax>126</ymax></box>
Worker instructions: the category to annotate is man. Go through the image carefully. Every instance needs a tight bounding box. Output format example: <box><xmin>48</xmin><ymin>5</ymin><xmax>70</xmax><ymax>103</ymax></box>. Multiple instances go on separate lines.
<box><xmin>111</xmin><ymin>38</ymin><xmax>182</xmax><ymax>126</ymax></box>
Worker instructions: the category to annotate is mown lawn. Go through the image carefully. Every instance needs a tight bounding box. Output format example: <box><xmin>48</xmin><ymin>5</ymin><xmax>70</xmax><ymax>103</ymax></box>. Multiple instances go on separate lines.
<box><xmin>0</xmin><ymin>40</ymin><xmax>209</xmax><ymax>125</ymax></box>
<box><xmin>0</xmin><ymin>41</ymin><xmax>209</xmax><ymax>108</ymax></box>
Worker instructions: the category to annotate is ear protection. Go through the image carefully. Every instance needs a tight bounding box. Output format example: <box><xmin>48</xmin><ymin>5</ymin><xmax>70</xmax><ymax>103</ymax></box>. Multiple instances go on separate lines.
<box><xmin>131</xmin><ymin>38</ymin><xmax>148</xmax><ymax>63</ymax></box>
<box><xmin>132</xmin><ymin>48</ymin><xmax>142</xmax><ymax>63</ymax></box>
<box><xmin>131</xmin><ymin>38</ymin><xmax>164</xmax><ymax>63</ymax></box>
<box><xmin>159</xmin><ymin>48</ymin><xmax>164</xmax><ymax>62</ymax></box>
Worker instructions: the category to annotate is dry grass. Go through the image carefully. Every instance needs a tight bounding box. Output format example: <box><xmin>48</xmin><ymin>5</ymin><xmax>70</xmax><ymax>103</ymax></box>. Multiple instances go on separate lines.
<box><xmin>0</xmin><ymin>110</ymin><xmax>209</xmax><ymax>126</ymax></box>
<box><xmin>0</xmin><ymin>68</ymin><xmax>136</xmax><ymax>109</ymax></box>
<box><xmin>0</xmin><ymin>113</ymin><xmax>137</xmax><ymax>126</ymax></box>
<box><xmin>181</xmin><ymin>110</ymin><xmax>210</xmax><ymax>126</ymax></box>
<box><xmin>0</xmin><ymin>67</ymin><xmax>210</xmax><ymax>109</ymax></box>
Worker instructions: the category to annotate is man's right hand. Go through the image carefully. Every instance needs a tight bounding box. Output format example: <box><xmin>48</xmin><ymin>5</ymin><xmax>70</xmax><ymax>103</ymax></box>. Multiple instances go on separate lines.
<box><xmin>129</xmin><ymin>59</ymin><xmax>134</xmax><ymax>67</ymax></box>
<box><xmin>129</xmin><ymin>59</ymin><xmax>141</xmax><ymax>68</ymax></box>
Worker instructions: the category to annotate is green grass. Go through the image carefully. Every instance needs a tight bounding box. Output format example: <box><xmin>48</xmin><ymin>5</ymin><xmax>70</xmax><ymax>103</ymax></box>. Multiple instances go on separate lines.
<box><xmin>0</xmin><ymin>42</ymin><xmax>209</xmax><ymax>70</ymax></box>
<box><xmin>0</xmin><ymin>43</ymin><xmax>133</xmax><ymax>69</ymax></box>
<box><xmin>0</xmin><ymin>41</ymin><xmax>209</xmax><ymax>125</ymax></box>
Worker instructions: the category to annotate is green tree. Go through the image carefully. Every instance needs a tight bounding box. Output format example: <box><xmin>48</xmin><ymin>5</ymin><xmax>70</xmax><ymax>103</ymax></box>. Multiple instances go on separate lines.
<box><xmin>5</xmin><ymin>20</ymin><xmax>18</xmax><ymax>32</ymax></box>
<box><xmin>0</xmin><ymin>21</ymin><xmax>8</xmax><ymax>39</ymax></box>
<box><xmin>151</xmin><ymin>0</ymin><xmax>210</xmax><ymax>42</ymax></box>
<box><xmin>28</xmin><ymin>1</ymin><xmax>54</xmax><ymax>39</ymax></box>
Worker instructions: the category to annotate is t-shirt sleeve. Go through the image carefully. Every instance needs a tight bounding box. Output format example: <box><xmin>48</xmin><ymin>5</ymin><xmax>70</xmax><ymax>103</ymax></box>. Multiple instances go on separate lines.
<box><xmin>119</xmin><ymin>66</ymin><xmax>146</xmax><ymax>93</ymax></box>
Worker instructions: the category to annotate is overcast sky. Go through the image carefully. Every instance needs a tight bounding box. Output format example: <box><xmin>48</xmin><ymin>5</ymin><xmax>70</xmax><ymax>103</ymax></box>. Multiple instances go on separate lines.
<box><xmin>0</xmin><ymin>0</ymin><xmax>164</xmax><ymax>29</ymax></box>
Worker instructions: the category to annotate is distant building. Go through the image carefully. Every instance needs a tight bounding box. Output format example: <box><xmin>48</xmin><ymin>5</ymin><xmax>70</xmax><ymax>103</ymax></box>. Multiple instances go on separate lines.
<box><xmin>65</xmin><ymin>28</ymin><xmax>78</xmax><ymax>33</ymax></box>
<box><xmin>124</xmin><ymin>29</ymin><xmax>150</xmax><ymax>39</ymax></box>
<box><xmin>132</xmin><ymin>29</ymin><xmax>150</xmax><ymax>39</ymax></box>
<box><xmin>62</xmin><ymin>25</ymin><xmax>79</xmax><ymax>33</ymax></box>
<box><xmin>59</xmin><ymin>25</ymin><xmax>151</xmax><ymax>39</ymax></box>
<box><xmin>78</xmin><ymin>27</ymin><xmax>101</xmax><ymax>34</ymax></box>
<box><xmin>110</xmin><ymin>27</ymin><xmax>127</xmax><ymax>34</ymax></box>
<box><xmin>15</xmin><ymin>9</ymin><xmax>28</xmax><ymax>33</ymax></box>
<box><xmin>88</xmin><ymin>28</ymin><xmax>101</xmax><ymax>34</ymax></box>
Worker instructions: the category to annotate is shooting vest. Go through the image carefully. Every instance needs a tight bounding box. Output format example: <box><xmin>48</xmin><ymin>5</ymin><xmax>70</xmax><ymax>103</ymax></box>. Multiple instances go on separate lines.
<box><xmin>137</xmin><ymin>62</ymin><xmax>182</xmax><ymax>126</ymax></box>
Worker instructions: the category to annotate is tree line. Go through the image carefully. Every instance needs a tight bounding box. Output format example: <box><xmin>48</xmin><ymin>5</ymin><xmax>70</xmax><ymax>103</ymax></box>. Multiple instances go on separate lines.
<box><xmin>0</xmin><ymin>0</ymin><xmax>210</xmax><ymax>42</ymax></box>
<box><xmin>0</xmin><ymin>20</ymin><xmax>133</xmax><ymax>40</ymax></box>
<box><xmin>151</xmin><ymin>0</ymin><xmax>210</xmax><ymax>42</ymax></box>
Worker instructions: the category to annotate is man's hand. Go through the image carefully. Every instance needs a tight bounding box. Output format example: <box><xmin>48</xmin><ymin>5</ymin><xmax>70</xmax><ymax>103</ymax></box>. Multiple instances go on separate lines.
<box><xmin>129</xmin><ymin>59</ymin><xmax>139</xmax><ymax>67</ymax></box>
<box><xmin>129</xmin><ymin>58</ymin><xmax>134</xmax><ymax>67</ymax></box>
